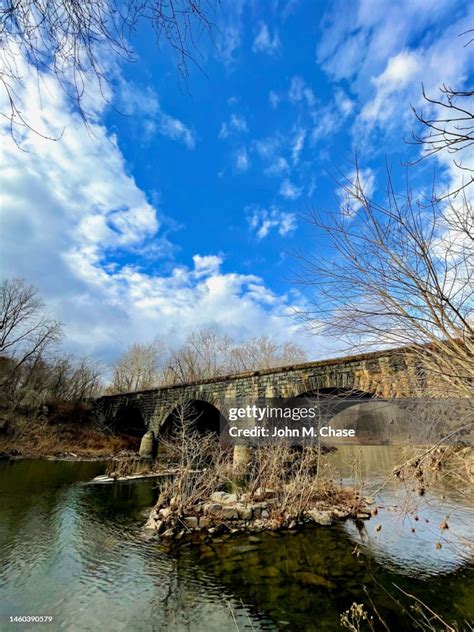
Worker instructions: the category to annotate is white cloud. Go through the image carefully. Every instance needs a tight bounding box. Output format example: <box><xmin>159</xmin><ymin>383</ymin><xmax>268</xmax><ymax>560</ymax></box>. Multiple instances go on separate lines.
<box><xmin>337</xmin><ymin>167</ymin><xmax>375</xmax><ymax>217</ymax></box>
<box><xmin>288</xmin><ymin>76</ymin><xmax>315</xmax><ymax>106</ymax></box>
<box><xmin>219</xmin><ymin>113</ymin><xmax>248</xmax><ymax>139</ymax></box>
<box><xmin>235</xmin><ymin>147</ymin><xmax>250</xmax><ymax>172</ymax></box>
<box><xmin>248</xmin><ymin>206</ymin><xmax>297</xmax><ymax>239</ymax></box>
<box><xmin>269</xmin><ymin>90</ymin><xmax>280</xmax><ymax>109</ymax></box>
<box><xmin>280</xmin><ymin>179</ymin><xmax>303</xmax><ymax>200</ymax></box>
<box><xmin>334</xmin><ymin>89</ymin><xmax>354</xmax><ymax>117</ymax></box>
<box><xmin>117</xmin><ymin>81</ymin><xmax>195</xmax><ymax>148</ymax></box>
<box><xmin>253</xmin><ymin>135</ymin><xmax>290</xmax><ymax>176</ymax></box>
<box><xmin>0</xmin><ymin>56</ymin><xmax>323</xmax><ymax>364</ymax></box>
<box><xmin>158</xmin><ymin>112</ymin><xmax>195</xmax><ymax>149</ymax></box>
<box><xmin>215</xmin><ymin>1</ymin><xmax>246</xmax><ymax>65</ymax></box>
<box><xmin>253</xmin><ymin>22</ymin><xmax>281</xmax><ymax>55</ymax></box>
<box><xmin>291</xmin><ymin>128</ymin><xmax>306</xmax><ymax>164</ymax></box>
<box><xmin>317</xmin><ymin>0</ymin><xmax>474</xmax><ymax>148</ymax></box>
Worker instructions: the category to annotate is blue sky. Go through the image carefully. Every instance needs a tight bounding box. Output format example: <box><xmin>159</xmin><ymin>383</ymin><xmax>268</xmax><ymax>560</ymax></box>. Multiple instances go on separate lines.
<box><xmin>1</xmin><ymin>0</ymin><xmax>473</xmax><ymax>365</ymax></box>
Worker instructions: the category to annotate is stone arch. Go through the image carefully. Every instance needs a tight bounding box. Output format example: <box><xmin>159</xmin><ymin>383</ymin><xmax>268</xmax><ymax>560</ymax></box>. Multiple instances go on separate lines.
<box><xmin>282</xmin><ymin>387</ymin><xmax>384</xmax><ymax>446</ymax></box>
<box><xmin>112</xmin><ymin>404</ymin><xmax>146</xmax><ymax>437</ymax></box>
<box><xmin>158</xmin><ymin>398</ymin><xmax>224</xmax><ymax>439</ymax></box>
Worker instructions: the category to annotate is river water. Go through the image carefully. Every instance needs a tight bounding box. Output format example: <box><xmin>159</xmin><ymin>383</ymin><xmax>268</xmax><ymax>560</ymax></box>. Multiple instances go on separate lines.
<box><xmin>0</xmin><ymin>452</ymin><xmax>473</xmax><ymax>631</ymax></box>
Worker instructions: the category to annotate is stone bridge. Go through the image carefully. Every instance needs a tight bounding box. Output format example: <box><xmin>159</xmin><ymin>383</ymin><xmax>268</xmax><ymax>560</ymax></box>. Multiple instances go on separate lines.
<box><xmin>94</xmin><ymin>345</ymin><xmax>423</xmax><ymax>452</ymax></box>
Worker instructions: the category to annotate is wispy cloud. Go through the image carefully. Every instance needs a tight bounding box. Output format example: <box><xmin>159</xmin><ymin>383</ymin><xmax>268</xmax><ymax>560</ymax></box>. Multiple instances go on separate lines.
<box><xmin>337</xmin><ymin>167</ymin><xmax>375</xmax><ymax>217</ymax></box>
<box><xmin>291</xmin><ymin>128</ymin><xmax>306</xmax><ymax>164</ymax></box>
<box><xmin>248</xmin><ymin>206</ymin><xmax>297</xmax><ymax>239</ymax></box>
<box><xmin>235</xmin><ymin>147</ymin><xmax>250</xmax><ymax>172</ymax></box>
<box><xmin>117</xmin><ymin>81</ymin><xmax>195</xmax><ymax>148</ymax></box>
<box><xmin>1</xmin><ymin>54</ymin><xmax>316</xmax><ymax>362</ymax></box>
<box><xmin>219</xmin><ymin>113</ymin><xmax>249</xmax><ymax>139</ymax></box>
<box><xmin>269</xmin><ymin>90</ymin><xmax>280</xmax><ymax>109</ymax></box>
<box><xmin>253</xmin><ymin>22</ymin><xmax>281</xmax><ymax>55</ymax></box>
<box><xmin>158</xmin><ymin>112</ymin><xmax>196</xmax><ymax>149</ymax></box>
<box><xmin>288</xmin><ymin>76</ymin><xmax>315</xmax><ymax>107</ymax></box>
<box><xmin>317</xmin><ymin>0</ymin><xmax>473</xmax><ymax>150</ymax></box>
<box><xmin>280</xmin><ymin>178</ymin><xmax>303</xmax><ymax>200</ymax></box>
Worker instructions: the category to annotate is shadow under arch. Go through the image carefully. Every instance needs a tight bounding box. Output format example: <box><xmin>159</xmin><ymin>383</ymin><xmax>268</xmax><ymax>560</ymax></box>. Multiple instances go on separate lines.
<box><xmin>159</xmin><ymin>399</ymin><xmax>224</xmax><ymax>439</ymax></box>
<box><xmin>112</xmin><ymin>405</ymin><xmax>146</xmax><ymax>437</ymax></box>
<box><xmin>282</xmin><ymin>387</ymin><xmax>394</xmax><ymax>446</ymax></box>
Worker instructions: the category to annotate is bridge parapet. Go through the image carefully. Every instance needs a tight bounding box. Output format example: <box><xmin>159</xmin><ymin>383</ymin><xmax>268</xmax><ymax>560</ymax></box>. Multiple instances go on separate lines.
<box><xmin>94</xmin><ymin>346</ymin><xmax>421</xmax><ymax>435</ymax></box>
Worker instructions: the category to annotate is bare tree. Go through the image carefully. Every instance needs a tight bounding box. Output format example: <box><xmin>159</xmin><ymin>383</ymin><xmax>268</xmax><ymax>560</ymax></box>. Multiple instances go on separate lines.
<box><xmin>0</xmin><ymin>278</ymin><xmax>61</xmax><ymax>395</ymax></box>
<box><xmin>296</xmin><ymin>165</ymin><xmax>474</xmax><ymax>397</ymax></box>
<box><xmin>407</xmin><ymin>31</ymin><xmax>473</xmax><ymax>199</ymax></box>
<box><xmin>0</xmin><ymin>0</ymin><xmax>219</xmax><ymax>140</ymax></box>
<box><xmin>409</xmin><ymin>85</ymin><xmax>474</xmax><ymax>198</ymax></box>
<box><xmin>229</xmin><ymin>334</ymin><xmax>307</xmax><ymax>372</ymax></box>
<box><xmin>166</xmin><ymin>326</ymin><xmax>233</xmax><ymax>383</ymax></box>
<box><xmin>110</xmin><ymin>340</ymin><xmax>166</xmax><ymax>393</ymax></box>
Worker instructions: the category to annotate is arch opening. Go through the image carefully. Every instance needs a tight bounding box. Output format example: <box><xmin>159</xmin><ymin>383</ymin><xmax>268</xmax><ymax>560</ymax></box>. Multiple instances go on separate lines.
<box><xmin>159</xmin><ymin>399</ymin><xmax>222</xmax><ymax>440</ymax></box>
<box><xmin>112</xmin><ymin>405</ymin><xmax>146</xmax><ymax>437</ymax></box>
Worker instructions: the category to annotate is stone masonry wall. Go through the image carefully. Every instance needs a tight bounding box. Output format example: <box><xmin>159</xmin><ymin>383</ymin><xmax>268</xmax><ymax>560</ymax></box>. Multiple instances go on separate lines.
<box><xmin>94</xmin><ymin>347</ymin><xmax>421</xmax><ymax>434</ymax></box>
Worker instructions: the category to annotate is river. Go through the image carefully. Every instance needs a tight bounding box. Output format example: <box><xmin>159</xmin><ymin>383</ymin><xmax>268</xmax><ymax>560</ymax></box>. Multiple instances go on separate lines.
<box><xmin>0</xmin><ymin>451</ymin><xmax>472</xmax><ymax>631</ymax></box>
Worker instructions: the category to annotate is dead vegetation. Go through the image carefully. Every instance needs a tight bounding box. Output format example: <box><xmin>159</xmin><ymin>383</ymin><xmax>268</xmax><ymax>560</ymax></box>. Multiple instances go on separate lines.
<box><xmin>0</xmin><ymin>410</ymin><xmax>138</xmax><ymax>459</ymax></box>
<box><xmin>145</xmin><ymin>404</ymin><xmax>367</xmax><ymax>538</ymax></box>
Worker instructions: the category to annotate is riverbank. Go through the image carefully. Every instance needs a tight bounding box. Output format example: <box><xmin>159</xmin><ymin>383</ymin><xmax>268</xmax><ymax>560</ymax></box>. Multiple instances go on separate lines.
<box><xmin>0</xmin><ymin>413</ymin><xmax>139</xmax><ymax>460</ymax></box>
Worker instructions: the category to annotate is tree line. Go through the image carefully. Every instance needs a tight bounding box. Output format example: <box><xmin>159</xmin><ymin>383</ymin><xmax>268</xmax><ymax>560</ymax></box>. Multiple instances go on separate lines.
<box><xmin>0</xmin><ymin>277</ymin><xmax>307</xmax><ymax>416</ymax></box>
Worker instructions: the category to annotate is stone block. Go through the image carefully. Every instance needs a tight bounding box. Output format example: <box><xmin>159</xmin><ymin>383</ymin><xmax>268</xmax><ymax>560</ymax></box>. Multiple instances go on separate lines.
<box><xmin>183</xmin><ymin>516</ymin><xmax>199</xmax><ymax>529</ymax></box>
<box><xmin>237</xmin><ymin>505</ymin><xmax>253</xmax><ymax>521</ymax></box>
<box><xmin>203</xmin><ymin>502</ymin><xmax>222</xmax><ymax>515</ymax></box>
<box><xmin>221</xmin><ymin>506</ymin><xmax>239</xmax><ymax>520</ymax></box>
<box><xmin>307</xmin><ymin>509</ymin><xmax>333</xmax><ymax>525</ymax></box>
<box><xmin>144</xmin><ymin>517</ymin><xmax>157</xmax><ymax>530</ymax></box>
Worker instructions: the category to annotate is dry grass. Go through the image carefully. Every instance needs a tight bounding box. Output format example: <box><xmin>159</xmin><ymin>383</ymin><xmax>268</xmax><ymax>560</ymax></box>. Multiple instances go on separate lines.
<box><xmin>151</xmin><ymin>404</ymin><xmax>364</xmax><ymax>529</ymax></box>
<box><xmin>155</xmin><ymin>403</ymin><xmax>231</xmax><ymax>516</ymax></box>
<box><xmin>0</xmin><ymin>414</ymin><xmax>139</xmax><ymax>459</ymax></box>
<box><xmin>241</xmin><ymin>443</ymin><xmax>364</xmax><ymax>524</ymax></box>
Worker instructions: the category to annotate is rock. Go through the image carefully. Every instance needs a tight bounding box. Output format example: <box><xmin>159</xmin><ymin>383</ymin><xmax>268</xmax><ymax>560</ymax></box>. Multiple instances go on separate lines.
<box><xmin>232</xmin><ymin>544</ymin><xmax>257</xmax><ymax>554</ymax></box>
<box><xmin>183</xmin><ymin>516</ymin><xmax>199</xmax><ymax>529</ymax></box>
<box><xmin>365</xmin><ymin>496</ymin><xmax>375</xmax><ymax>505</ymax></box>
<box><xmin>144</xmin><ymin>517</ymin><xmax>157</xmax><ymax>530</ymax></box>
<box><xmin>288</xmin><ymin>520</ymin><xmax>297</xmax><ymax>530</ymax></box>
<box><xmin>237</xmin><ymin>505</ymin><xmax>253</xmax><ymax>521</ymax></box>
<box><xmin>159</xmin><ymin>507</ymin><xmax>172</xmax><ymax>519</ymax></box>
<box><xmin>210</xmin><ymin>491</ymin><xmax>228</xmax><ymax>503</ymax></box>
<box><xmin>203</xmin><ymin>503</ymin><xmax>222</xmax><ymax>515</ymax></box>
<box><xmin>162</xmin><ymin>528</ymin><xmax>174</xmax><ymax>538</ymax></box>
<box><xmin>155</xmin><ymin>520</ymin><xmax>164</xmax><ymax>533</ymax></box>
<box><xmin>199</xmin><ymin>517</ymin><xmax>211</xmax><ymax>528</ymax></box>
<box><xmin>221</xmin><ymin>506</ymin><xmax>239</xmax><ymax>520</ymax></box>
<box><xmin>356</xmin><ymin>512</ymin><xmax>371</xmax><ymax>520</ymax></box>
<box><xmin>294</xmin><ymin>572</ymin><xmax>335</xmax><ymax>590</ymax></box>
<box><xmin>307</xmin><ymin>510</ymin><xmax>333</xmax><ymax>526</ymax></box>
<box><xmin>261</xmin><ymin>510</ymin><xmax>270</xmax><ymax>520</ymax></box>
<box><xmin>332</xmin><ymin>509</ymin><xmax>349</xmax><ymax>519</ymax></box>
<box><xmin>252</xmin><ymin>506</ymin><xmax>261</xmax><ymax>518</ymax></box>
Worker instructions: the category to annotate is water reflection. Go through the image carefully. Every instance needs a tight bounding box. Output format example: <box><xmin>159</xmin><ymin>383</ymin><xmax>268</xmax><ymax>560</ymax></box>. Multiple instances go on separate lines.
<box><xmin>326</xmin><ymin>447</ymin><xmax>474</xmax><ymax>575</ymax></box>
<box><xmin>0</xmin><ymin>458</ymin><xmax>472</xmax><ymax>631</ymax></box>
